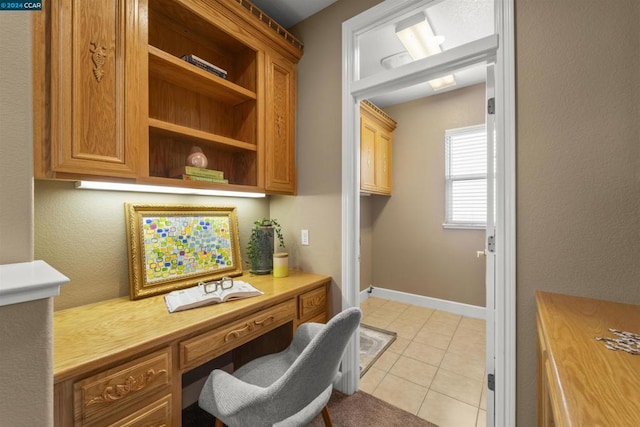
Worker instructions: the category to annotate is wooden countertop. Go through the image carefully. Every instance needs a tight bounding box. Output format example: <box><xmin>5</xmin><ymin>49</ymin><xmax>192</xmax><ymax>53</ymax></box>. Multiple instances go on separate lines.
<box><xmin>54</xmin><ymin>271</ymin><xmax>330</xmax><ymax>382</ymax></box>
<box><xmin>536</xmin><ymin>291</ymin><xmax>640</xmax><ymax>426</ymax></box>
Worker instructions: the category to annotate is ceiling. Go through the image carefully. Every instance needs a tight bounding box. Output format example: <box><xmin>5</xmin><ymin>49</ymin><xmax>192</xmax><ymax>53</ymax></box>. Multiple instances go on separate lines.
<box><xmin>250</xmin><ymin>0</ymin><xmax>493</xmax><ymax>107</ymax></box>
<box><xmin>250</xmin><ymin>0</ymin><xmax>339</xmax><ymax>29</ymax></box>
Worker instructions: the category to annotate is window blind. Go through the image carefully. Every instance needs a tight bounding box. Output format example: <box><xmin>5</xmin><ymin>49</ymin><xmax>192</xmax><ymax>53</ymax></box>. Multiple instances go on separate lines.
<box><xmin>444</xmin><ymin>124</ymin><xmax>487</xmax><ymax>228</ymax></box>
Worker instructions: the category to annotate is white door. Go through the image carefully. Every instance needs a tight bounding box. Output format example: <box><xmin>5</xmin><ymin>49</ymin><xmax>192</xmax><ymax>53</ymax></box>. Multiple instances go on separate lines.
<box><xmin>484</xmin><ymin>62</ymin><xmax>497</xmax><ymax>426</ymax></box>
<box><xmin>342</xmin><ymin>1</ymin><xmax>516</xmax><ymax>424</ymax></box>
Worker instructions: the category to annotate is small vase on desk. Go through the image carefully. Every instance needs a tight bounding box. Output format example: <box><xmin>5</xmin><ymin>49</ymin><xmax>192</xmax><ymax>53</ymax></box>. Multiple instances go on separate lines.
<box><xmin>273</xmin><ymin>252</ymin><xmax>288</xmax><ymax>278</ymax></box>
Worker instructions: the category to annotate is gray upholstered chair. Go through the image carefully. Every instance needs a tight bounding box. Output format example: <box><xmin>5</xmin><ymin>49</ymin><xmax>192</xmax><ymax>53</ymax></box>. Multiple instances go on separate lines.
<box><xmin>198</xmin><ymin>307</ymin><xmax>362</xmax><ymax>427</ymax></box>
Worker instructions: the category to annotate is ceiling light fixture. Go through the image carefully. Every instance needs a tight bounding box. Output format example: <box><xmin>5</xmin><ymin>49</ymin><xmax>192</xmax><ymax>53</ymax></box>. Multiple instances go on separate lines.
<box><xmin>75</xmin><ymin>181</ymin><xmax>266</xmax><ymax>198</ymax></box>
<box><xmin>395</xmin><ymin>12</ymin><xmax>456</xmax><ymax>91</ymax></box>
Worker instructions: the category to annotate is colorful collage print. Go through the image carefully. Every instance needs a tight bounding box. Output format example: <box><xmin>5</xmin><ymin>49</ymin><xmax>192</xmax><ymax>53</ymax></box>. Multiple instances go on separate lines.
<box><xmin>142</xmin><ymin>215</ymin><xmax>234</xmax><ymax>284</ymax></box>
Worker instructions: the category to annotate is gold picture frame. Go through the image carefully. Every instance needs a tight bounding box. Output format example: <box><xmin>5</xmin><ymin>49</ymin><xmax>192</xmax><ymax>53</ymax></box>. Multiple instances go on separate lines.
<box><xmin>125</xmin><ymin>203</ymin><xmax>243</xmax><ymax>300</ymax></box>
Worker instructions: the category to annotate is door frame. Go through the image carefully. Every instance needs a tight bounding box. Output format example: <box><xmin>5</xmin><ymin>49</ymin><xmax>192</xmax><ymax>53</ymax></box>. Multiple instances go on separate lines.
<box><xmin>339</xmin><ymin>0</ymin><xmax>516</xmax><ymax>425</ymax></box>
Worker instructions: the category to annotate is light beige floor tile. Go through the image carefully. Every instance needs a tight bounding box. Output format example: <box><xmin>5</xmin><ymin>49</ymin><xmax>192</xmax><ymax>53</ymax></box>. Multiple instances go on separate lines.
<box><xmin>372</xmin><ymin>374</ymin><xmax>428</xmax><ymax>415</ymax></box>
<box><xmin>413</xmin><ymin>329</ymin><xmax>453</xmax><ymax>350</ymax></box>
<box><xmin>361</xmin><ymin>297</ymin><xmax>389</xmax><ymax>312</ymax></box>
<box><xmin>389</xmin><ymin>355</ymin><xmax>438</xmax><ymax>388</ymax></box>
<box><xmin>359</xmin><ymin>301</ymin><xmax>488</xmax><ymax>423</ymax></box>
<box><xmin>361</xmin><ymin>313</ymin><xmax>395</xmax><ymax>329</ymax></box>
<box><xmin>431</xmin><ymin>310</ymin><xmax>462</xmax><ymax>324</ymax></box>
<box><xmin>421</xmin><ymin>319</ymin><xmax>459</xmax><ymax>336</ymax></box>
<box><xmin>404</xmin><ymin>305</ymin><xmax>435</xmax><ymax>319</ymax></box>
<box><xmin>418</xmin><ymin>390</ymin><xmax>479</xmax><ymax>427</ymax></box>
<box><xmin>458</xmin><ymin>317</ymin><xmax>486</xmax><ymax>333</ymax></box>
<box><xmin>403</xmin><ymin>341</ymin><xmax>446</xmax><ymax>367</ymax></box>
<box><xmin>480</xmin><ymin>384</ymin><xmax>487</xmax><ymax>410</ymax></box>
<box><xmin>439</xmin><ymin>349</ymin><xmax>485</xmax><ymax>381</ymax></box>
<box><xmin>387</xmin><ymin>319</ymin><xmax>422</xmax><ymax>340</ymax></box>
<box><xmin>476</xmin><ymin>409</ymin><xmax>487</xmax><ymax>427</ymax></box>
<box><xmin>371</xmin><ymin>348</ymin><xmax>400</xmax><ymax>371</ymax></box>
<box><xmin>448</xmin><ymin>333</ymin><xmax>486</xmax><ymax>357</ymax></box>
<box><xmin>452</xmin><ymin>326</ymin><xmax>486</xmax><ymax>345</ymax></box>
<box><xmin>380</xmin><ymin>300</ymin><xmax>411</xmax><ymax>313</ymax></box>
<box><xmin>430</xmin><ymin>368</ymin><xmax>483</xmax><ymax>406</ymax></box>
<box><xmin>387</xmin><ymin>336</ymin><xmax>411</xmax><ymax>354</ymax></box>
<box><xmin>359</xmin><ymin>366</ymin><xmax>386</xmax><ymax>394</ymax></box>
<box><xmin>396</xmin><ymin>309</ymin><xmax>431</xmax><ymax>325</ymax></box>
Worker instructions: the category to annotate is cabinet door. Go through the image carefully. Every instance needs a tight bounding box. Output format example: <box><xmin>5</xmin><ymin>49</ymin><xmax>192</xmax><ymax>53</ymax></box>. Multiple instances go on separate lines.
<box><xmin>360</xmin><ymin>115</ymin><xmax>378</xmax><ymax>193</ymax></box>
<box><xmin>377</xmin><ymin>129</ymin><xmax>393</xmax><ymax>194</ymax></box>
<box><xmin>265</xmin><ymin>53</ymin><xmax>296</xmax><ymax>194</ymax></box>
<box><xmin>47</xmin><ymin>0</ymin><xmax>143</xmax><ymax>177</ymax></box>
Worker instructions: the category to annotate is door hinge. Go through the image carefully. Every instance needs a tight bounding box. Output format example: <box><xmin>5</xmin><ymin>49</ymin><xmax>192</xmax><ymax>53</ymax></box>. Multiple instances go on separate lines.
<box><xmin>488</xmin><ymin>373</ymin><xmax>495</xmax><ymax>391</ymax></box>
<box><xmin>488</xmin><ymin>235</ymin><xmax>495</xmax><ymax>253</ymax></box>
<box><xmin>487</xmin><ymin>97</ymin><xmax>495</xmax><ymax>115</ymax></box>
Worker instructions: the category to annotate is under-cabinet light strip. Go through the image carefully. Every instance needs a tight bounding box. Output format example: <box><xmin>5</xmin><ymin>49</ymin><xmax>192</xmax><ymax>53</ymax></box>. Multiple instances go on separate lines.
<box><xmin>75</xmin><ymin>181</ymin><xmax>266</xmax><ymax>198</ymax></box>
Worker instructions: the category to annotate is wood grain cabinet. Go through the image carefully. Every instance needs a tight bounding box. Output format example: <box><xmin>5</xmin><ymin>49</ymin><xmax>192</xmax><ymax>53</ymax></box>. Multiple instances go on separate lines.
<box><xmin>536</xmin><ymin>291</ymin><xmax>640</xmax><ymax>426</ymax></box>
<box><xmin>34</xmin><ymin>0</ymin><xmax>144</xmax><ymax>179</ymax></box>
<box><xmin>34</xmin><ymin>0</ymin><xmax>303</xmax><ymax>195</ymax></box>
<box><xmin>265</xmin><ymin>53</ymin><xmax>297</xmax><ymax>194</ymax></box>
<box><xmin>360</xmin><ymin>100</ymin><xmax>396</xmax><ymax>196</ymax></box>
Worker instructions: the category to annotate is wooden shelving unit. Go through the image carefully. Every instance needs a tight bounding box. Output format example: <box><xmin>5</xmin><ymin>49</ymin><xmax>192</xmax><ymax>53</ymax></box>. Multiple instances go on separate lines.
<box><xmin>34</xmin><ymin>0</ymin><xmax>304</xmax><ymax>195</ymax></box>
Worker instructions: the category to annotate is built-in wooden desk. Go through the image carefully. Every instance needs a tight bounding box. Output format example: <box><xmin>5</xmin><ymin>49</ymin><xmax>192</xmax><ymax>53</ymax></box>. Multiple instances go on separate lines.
<box><xmin>536</xmin><ymin>291</ymin><xmax>640</xmax><ymax>426</ymax></box>
<box><xmin>54</xmin><ymin>271</ymin><xmax>330</xmax><ymax>426</ymax></box>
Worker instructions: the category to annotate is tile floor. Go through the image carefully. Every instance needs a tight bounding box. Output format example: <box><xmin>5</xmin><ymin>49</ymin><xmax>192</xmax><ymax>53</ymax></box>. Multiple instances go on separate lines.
<box><xmin>360</xmin><ymin>297</ymin><xmax>487</xmax><ymax>427</ymax></box>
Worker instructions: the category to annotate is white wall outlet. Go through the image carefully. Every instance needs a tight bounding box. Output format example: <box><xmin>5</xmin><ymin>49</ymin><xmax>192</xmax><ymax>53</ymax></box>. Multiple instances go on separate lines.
<box><xmin>301</xmin><ymin>229</ymin><xmax>309</xmax><ymax>246</ymax></box>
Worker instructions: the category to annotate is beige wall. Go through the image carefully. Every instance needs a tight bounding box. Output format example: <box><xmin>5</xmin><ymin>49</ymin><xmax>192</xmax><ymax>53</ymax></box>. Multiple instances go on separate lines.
<box><xmin>271</xmin><ymin>0</ymin><xmax>384</xmax><ymax>314</ymax></box>
<box><xmin>0</xmin><ymin>13</ymin><xmax>53</xmax><ymax>426</ymax></box>
<box><xmin>516</xmin><ymin>0</ymin><xmax>640</xmax><ymax>424</ymax></box>
<box><xmin>289</xmin><ymin>0</ymin><xmax>640</xmax><ymax>424</ymax></box>
<box><xmin>3</xmin><ymin>0</ymin><xmax>638</xmax><ymax>424</ymax></box>
<box><xmin>35</xmin><ymin>180</ymin><xmax>269</xmax><ymax>310</ymax></box>
<box><xmin>367</xmin><ymin>84</ymin><xmax>486</xmax><ymax>306</ymax></box>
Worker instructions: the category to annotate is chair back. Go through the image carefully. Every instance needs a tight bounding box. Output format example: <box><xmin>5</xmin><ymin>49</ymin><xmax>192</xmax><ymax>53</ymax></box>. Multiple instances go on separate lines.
<box><xmin>270</xmin><ymin>307</ymin><xmax>361</xmax><ymax>417</ymax></box>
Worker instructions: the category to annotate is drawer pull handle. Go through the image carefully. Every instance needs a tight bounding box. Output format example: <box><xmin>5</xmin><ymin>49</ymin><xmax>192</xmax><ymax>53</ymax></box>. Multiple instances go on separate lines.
<box><xmin>225</xmin><ymin>315</ymin><xmax>276</xmax><ymax>342</ymax></box>
<box><xmin>86</xmin><ymin>368</ymin><xmax>167</xmax><ymax>407</ymax></box>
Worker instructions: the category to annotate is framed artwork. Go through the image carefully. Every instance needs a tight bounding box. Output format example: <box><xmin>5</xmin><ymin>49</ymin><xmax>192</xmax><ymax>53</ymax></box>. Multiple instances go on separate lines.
<box><xmin>125</xmin><ymin>204</ymin><xmax>243</xmax><ymax>299</ymax></box>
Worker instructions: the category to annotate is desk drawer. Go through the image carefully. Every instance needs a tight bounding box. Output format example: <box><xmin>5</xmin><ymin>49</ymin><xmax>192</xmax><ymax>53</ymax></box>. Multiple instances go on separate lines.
<box><xmin>180</xmin><ymin>300</ymin><xmax>296</xmax><ymax>370</ymax></box>
<box><xmin>113</xmin><ymin>394</ymin><xmax>172</xmax><ymax>427</ymax></box>
<box><xmin>73</xmin><ymin>348</ymin><xmax>171</xmax><ymax>426</ymax></box>
<box><xmin>298</xmin><ymin>286</ymin><xmax>327</xmax><ymax>323</ymax></box>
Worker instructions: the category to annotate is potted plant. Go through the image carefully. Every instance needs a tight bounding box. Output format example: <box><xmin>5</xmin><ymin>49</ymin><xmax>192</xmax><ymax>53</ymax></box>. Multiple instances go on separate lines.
<box><xmin>246</xmin><ymin>218</ymin><xmax>285</xmax><ymax>274</ymax></box>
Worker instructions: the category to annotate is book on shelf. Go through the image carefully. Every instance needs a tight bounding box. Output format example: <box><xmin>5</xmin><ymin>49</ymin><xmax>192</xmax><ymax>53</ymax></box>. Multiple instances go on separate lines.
<box><xmin>170</xmin><ymin>166</ymin><xmax>224</xmax><ymax>180</ymax></box>
<box><xmin>181</xmin><ymin>175</ymin><xmax>229</xmax><ymax>184</ymax></box>
<box><xmin>164</xmin><ymin>280</ymin><xmax>263</xmax><ymax>313</ymax></box>
<box><xmin>181</xmin><ymin>54</ymin><xmax>228</xmax><ymax>79</ymax></box>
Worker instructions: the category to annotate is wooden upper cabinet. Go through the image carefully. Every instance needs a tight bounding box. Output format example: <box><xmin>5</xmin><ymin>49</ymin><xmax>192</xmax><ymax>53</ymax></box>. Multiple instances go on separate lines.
<box><xmin>34</xmin><ymin>0</ymin><xmax>302</xmax><ymax>195</ymax></box>
<box><xmin>34</xmin><ymin>0</ymin><xmax>144</xmax><ymax>178</ymax></box>
<box><xmin>265</xmin><ymin>53</ymin><xmax>297</xmax><ymax>195</ymax></box>
<box><xmin>360</xmin><ymin>100</ymin><xmax>396</xmax><ymax>196</ymax></box>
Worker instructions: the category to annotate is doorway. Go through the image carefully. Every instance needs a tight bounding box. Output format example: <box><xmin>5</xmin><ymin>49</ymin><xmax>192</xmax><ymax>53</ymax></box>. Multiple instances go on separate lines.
<box><xmin>340</xmin><ymin>1</ymin><xmax>516</xmax><ymax>426</ymax></box>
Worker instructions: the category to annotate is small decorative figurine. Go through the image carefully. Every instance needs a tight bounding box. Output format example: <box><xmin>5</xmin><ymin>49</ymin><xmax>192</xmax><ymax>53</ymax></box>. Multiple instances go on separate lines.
<box><xmin>186</xmin><ymin>146</ymin><xmax>208</xmax><ymax>168</ymax></box>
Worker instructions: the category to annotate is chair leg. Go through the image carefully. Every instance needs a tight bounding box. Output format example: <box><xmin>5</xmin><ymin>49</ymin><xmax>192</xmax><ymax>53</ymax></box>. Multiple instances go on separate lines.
<box><xmin>321</xmin><ymin>405</ymin><xmax>333</xmax><ymax>427</ymax></box>
<box><xmin>214</xmin><ymin>418</ymin><xmax>224</xmax><ymax>427</ymax></box>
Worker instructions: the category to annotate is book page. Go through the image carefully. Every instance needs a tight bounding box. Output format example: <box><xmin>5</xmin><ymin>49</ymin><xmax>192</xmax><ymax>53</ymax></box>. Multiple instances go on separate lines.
<box><xmin>164</xmin><ymin>280</ymin><xmax>263</xmax><ymax>313</ymax></box>
<box><xmin>219</xmin><ymin>281</ymin><xmax>263</xmax><ymax>301</ymax></box>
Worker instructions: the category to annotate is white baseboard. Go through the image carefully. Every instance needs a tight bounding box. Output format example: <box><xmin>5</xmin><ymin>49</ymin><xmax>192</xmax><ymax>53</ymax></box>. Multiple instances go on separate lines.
<box><xmin>360</xmin><ymin>286</ymin><xmax>485</xmax><ymax>320</ymax></box>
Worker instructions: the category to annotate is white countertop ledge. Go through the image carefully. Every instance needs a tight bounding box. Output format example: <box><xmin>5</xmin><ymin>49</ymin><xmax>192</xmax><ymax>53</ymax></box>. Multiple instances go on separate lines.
<box><xmin>0</xmin><ymin>260</ymin><xmax>69</xmax><ymax>307</ymax></box>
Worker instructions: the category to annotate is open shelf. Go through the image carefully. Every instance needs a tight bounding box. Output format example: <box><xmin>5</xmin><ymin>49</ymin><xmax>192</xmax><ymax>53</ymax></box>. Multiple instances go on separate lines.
<box><xmin>148</xmin><ymin>46</ymin><xmax>256</xmax><ymax>106</ymax></box>
<box><xmin>137</xmin><ymin>176</ymin><xmax>262</xmax><ymax>193</ymax></box>
<box><xmin>149</xmin><ymin>118</ymin><xmax>257</xmax><ymax>153</ymax></box>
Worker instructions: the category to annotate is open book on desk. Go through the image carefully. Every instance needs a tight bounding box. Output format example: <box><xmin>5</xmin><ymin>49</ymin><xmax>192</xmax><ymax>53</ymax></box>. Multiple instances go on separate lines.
<box><xmin>164</xmin><ymin>280</ymin><xmax>263</xmax><ymax>313</ymax></box>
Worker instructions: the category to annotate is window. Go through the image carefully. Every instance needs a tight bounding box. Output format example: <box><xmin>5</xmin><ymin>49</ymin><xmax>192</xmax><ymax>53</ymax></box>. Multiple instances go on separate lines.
<box><xmin>444</xmin><ymin>124</ymin><xmax>487</xmax><ymax>229</ymax></box>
